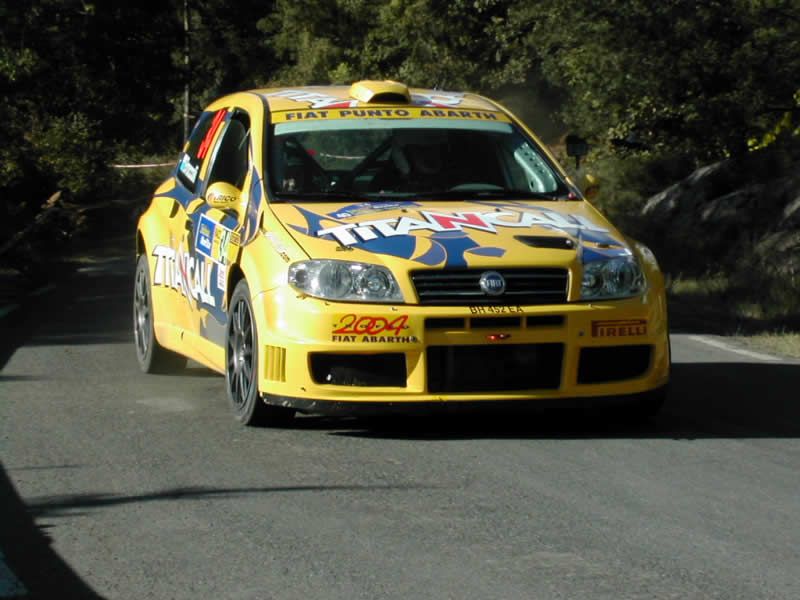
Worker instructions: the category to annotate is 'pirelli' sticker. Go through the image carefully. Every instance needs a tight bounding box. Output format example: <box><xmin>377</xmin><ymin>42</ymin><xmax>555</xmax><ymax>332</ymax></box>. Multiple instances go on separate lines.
<box><xmin>591</xmin><ymin>319</ymin><xmax>648</xmax><ymax>338</ymax></box>
<box><xmin>271</xmin><ymin>107</ymin><xmax>511</xmax><ymax>123</ymax></box>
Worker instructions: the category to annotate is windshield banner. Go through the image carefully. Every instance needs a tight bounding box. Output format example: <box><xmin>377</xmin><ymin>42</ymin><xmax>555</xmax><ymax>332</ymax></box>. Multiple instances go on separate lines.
<box><xmin>271</xmin><ymin>107</ymin><xmax>512</xmax><ymax>124</ymax></box>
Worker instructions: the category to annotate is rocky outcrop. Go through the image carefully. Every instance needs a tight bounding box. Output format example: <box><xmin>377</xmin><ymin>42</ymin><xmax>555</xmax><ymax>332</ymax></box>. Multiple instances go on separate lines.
<box><xmin>641</xmin><ymin>143</ymin><xmax>800</xmax><ymax>281</ymax></box>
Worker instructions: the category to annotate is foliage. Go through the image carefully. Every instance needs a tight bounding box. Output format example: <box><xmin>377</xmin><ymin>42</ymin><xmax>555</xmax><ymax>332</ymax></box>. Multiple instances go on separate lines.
<box><xmin>260</xmin><ymin>0</ymin><xmax>530</xmax><ymax>90</ymax></box>
<box><xmin>526</xmin><ymin>0</ymin><xmax>800</xmax><ymax>161</ymax></box>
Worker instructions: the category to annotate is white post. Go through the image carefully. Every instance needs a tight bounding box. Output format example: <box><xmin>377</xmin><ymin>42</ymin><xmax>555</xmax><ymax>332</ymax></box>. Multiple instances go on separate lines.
<box><xmin>183</xmin><ymin>0</ymin><xmax>190</xmax><ymax>142</ymax></box>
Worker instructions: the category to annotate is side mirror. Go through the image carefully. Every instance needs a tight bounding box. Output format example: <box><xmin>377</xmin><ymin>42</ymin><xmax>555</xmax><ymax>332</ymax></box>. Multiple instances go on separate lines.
<box><xmin>582</xmin><ymin>173</ymin><xmax>600</xmax><ymax>201</ymax></box>
<box><xmin>205</xmin><ymin>181</ymin><xmax>241</xmax><ymax>211</ymax></box>
<box><xmin>565</xmin><ymin>134</ymin><xmax>589</xmax><ymax>169</ymax></box>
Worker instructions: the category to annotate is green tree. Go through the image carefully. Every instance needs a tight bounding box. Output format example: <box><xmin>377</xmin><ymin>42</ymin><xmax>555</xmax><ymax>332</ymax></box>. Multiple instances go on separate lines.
<box><xmin>526</xmin><ymin>0</ymin><xmax>800</xmax><ymax>160</ymax></box>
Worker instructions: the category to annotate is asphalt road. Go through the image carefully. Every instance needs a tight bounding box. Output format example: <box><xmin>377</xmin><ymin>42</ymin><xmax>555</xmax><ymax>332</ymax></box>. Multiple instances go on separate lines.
<box><xmin>1</xmin><ymin>237</ymin><xmax>799</xmax><ymax>600</ymax></box>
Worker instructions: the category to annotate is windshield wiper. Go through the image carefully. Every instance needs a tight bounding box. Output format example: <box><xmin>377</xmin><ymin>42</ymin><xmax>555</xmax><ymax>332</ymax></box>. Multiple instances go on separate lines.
<box><xmin>272</xmin><ymin>189</ymin><xmax>566</xmax><ymax>203</ymax></box>
<box><xmin>404</xmin><ymin>189</ymin><xmax>564</xmax><ymax>201</ymax></box>
<box><xmin>272</xmin><ymin>190</ymin><xmax>392</xmax><ymax>203</ymax></box>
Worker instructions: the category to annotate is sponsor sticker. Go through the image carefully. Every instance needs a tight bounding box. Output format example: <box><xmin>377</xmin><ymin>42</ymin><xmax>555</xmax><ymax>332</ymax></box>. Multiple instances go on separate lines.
<box><xmin>195</xmin><ymin>215</ymin><xmax>239</xmax><ymax>265</ymax></box>
<box><xmin>591</xmin><ymin>319</ymin><xmax>648</xmax><ymax>338</ymax></box>
<box><xmin>196</xmin><ymin>216</ymin><xmax>214</xmax><ymax>255</ymax></box>
<box><xmin>178</xmin><ymin>154</ymin><xmax>198</xmax><ymax>183</ymax></box>
<box><xmin>410</xmin><ymin>92</ymin><xmax>465</xmax><ymax>107</ymax></box>
<box><xmin>265</xmin><ymin>232</ymin><xmax>291</xmax><ymax>262</ymax></box>
<box><xmin>316</xmin><ymin>209</ymin><xmax>608</xmax><ymax>246</ymax></box>
<box><xmin>266</xmin><ymin>90</ymin><xmax>359</xmax><ymax>109</ymax></box>
<box><xmin>266</xmin><ymin>90</ymin><xmax>466</xmax><ymax>110</ymax></box>
<box><xmin>331</xmin><ymin>314</ymin><xmax>419</xmax><ymax>343</ymax></box>
<box><xmin>152</xmin><ymin>245</ymin><xmax>215</xmax><ymax>308</ymax></box>
<box><xmin>331</xmin><ymin>201</ymin><xmax>417</xmax><ymax>220</ymax></box>
<box><xmin>217</xmin><ymin>263</ymin><xmax>227</xmax><ymax>291</ymax></box>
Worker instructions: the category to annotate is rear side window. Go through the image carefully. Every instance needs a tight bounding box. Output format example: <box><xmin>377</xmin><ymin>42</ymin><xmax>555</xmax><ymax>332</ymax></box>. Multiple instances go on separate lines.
<box><xmin>176</xmin><ymin>109</ymin><xmax>228</xmax><ymax>191</ymax></box>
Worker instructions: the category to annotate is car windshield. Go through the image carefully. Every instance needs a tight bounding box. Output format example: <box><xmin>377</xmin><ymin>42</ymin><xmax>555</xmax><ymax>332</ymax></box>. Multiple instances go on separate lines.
<box><xmin>267</xmin><ymin>117</ymin><xmax>569</xmax><ymax>201</ymax></box>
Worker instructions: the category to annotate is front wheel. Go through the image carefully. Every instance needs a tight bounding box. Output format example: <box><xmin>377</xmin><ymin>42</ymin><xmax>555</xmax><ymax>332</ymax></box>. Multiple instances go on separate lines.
<box><xmin>133</xmin><ymin>254</ymin><xmax>187</xmax><ymax>373</ymax></box>
<box><xmin>226</xmin><ymin>280</ymin><xmax>294</xmax><ymax>426</ymax></box>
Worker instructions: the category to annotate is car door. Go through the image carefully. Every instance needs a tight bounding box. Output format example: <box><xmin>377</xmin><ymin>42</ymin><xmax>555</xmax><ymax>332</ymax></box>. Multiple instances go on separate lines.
<box><xmin>180</xmin><ymin>107</ymin><xmax>253</xmax><ymax>370</ymax></box>
<box><xmin>147</xmin><ymin>108</ymin><xmax>222</xmax><ymax>357</ymax></box>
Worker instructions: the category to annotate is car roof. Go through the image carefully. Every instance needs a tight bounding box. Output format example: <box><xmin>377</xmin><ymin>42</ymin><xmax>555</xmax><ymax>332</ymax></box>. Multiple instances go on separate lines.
<box><xmin>248</xmin><ymin>81</ymin><xmax>500</xmax><ymax>114</ymax></box>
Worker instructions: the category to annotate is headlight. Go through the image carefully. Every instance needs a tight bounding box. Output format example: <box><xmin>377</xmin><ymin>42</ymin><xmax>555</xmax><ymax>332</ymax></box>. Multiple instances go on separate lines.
<box><xmin>288</xmin><ymin>260</ymin><xmax>404</xmax><ymax>303</ymax></box>
<box><xmin>580</xmin><ymin>257</ymin><xmax>646</xmax><ymax>300</ymax></box>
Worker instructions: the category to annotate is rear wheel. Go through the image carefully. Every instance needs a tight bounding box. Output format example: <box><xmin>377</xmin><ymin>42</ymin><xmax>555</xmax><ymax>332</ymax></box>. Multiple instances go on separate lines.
<box><xmin>226</xmin><ymin>280</ymin><xmax>294</xmax><ymax>426</ymax></box>
<box><xmin>133</xmin><ymin>254</ymin><xmax>187</xmax><ymax>373</ymax></box>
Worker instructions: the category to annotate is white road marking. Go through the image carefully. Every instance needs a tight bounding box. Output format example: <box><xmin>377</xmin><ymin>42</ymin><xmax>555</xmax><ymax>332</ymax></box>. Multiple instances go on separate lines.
<box><xmin>687</xmin><ymin>335</ymin><xmax>781</xmax><ymax>362</ymax></box>
<box><xmin>0</xmin><ymin>551</ymin><xmax>27</xmax><ymax>598</ymax></box>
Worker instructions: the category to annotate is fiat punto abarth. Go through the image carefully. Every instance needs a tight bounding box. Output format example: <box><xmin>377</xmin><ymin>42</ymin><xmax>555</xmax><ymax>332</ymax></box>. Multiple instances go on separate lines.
<box><xmin>134</xmin><ymin>80</ymin><xmax>669</xmax><ymax>425</ymax></box>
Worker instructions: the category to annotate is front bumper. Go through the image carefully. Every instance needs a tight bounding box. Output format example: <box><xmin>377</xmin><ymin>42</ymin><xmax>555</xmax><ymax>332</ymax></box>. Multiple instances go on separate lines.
<box><xmin>252</xmin><ymin>286</ymin><xmax>670</xmax><ymax>406</ymax></box>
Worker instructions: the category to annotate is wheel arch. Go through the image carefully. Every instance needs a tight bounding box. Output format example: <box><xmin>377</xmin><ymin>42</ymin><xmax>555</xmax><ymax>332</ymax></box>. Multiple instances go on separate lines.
<box><xmin>226</xmin><ymin>263</ymin><xmax>246</xmax><ymax>310</ymax></box>
<box><xmin>136</xmin><ymin>230</ymin><xmax>146</xmax><ymax>259</ymax></box>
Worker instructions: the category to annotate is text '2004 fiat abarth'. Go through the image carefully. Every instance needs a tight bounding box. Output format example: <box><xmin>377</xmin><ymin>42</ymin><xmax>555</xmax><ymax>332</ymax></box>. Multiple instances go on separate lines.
<box><xmin>134</xmin><ymin>80</ymin><xmax>670</xmax><ymax>425</ymax></box>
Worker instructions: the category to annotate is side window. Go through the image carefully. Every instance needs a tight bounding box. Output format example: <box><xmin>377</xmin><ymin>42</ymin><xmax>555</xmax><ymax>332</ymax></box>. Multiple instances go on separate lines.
<box><xmin>177</xmin><ymin>110</ymin><xmax>225</xmax><ymax>192</ymax></box>
<box><xmin>206</xmin><ymin>112</ymin><xmax>251</xmax><ymax>191</ymax></box>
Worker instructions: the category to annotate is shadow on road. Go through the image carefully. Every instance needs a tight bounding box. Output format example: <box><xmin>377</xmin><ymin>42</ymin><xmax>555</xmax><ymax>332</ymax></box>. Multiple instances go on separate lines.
<box><xmin>0</xmin><ymin>240</ymin><xmax>135</xmax><ymax>371</ymax></box>
<box><xmin>0</xmin><ymin>463</ymin><xmax>106</xmax><ymax>599</ymax></box>
<box><xmin>314</xmin><ymin>360</ymin><xmax>800</xmax><ymax>441</ymax></box>
<box><xmin>2</xmin><ymin>471</ymin><xmax>429</xmax><ymax>596</ymax></box>
<box><xmin>25</xmin><ymin>483</ymin><xmax>432</xmax><ymax>520</ymax></box>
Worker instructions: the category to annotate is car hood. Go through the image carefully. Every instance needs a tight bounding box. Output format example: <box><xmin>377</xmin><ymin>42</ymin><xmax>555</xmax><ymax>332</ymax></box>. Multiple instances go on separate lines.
<box><xmin>272</xmin><ymin>198</ymin><xmax>633</xmax><ymax>270</ymax></box>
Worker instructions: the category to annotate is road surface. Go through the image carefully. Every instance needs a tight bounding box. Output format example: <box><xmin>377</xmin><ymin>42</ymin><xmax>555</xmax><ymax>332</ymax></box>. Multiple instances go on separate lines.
<box><xmin>1</xmin><ymin>237</ymin><xmax>798</xmax><ymax>599</ymax></box>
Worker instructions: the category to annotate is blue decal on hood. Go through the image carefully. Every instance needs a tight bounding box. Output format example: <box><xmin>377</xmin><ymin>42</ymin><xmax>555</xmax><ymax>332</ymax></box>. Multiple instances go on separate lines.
<box><xmin>414</xmin><ymin>241</ymin><xmax>447</xmax><ymax>266</ymax></box>
<box><xmin>430</xmin><ymin>231</ymin><xmax>499</xmax><ymax>268</ymax></box>
<box><xmin>466</xmin><ymin>246</ymin><xmax>506</xmax><ymax>258</ymax></box>
<box><xmin>581</xmin><ymin>245</ymin><xmax>631</xmax><ymax>263</ymax></box>
<box><xmin>329</xmin><ymin>200</ymin><xmax>420</xmax><ymax>220</ymax></box>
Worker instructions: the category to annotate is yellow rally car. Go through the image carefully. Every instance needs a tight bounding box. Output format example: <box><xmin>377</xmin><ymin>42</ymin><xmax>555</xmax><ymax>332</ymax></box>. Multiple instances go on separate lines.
<box><xmin>134</xmin><ymin>80</ymin><xmax>669</xmax><ymax>425</ymax></box>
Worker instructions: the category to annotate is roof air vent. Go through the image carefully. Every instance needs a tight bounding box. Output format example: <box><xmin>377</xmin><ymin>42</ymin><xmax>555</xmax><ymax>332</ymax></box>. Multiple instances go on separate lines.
<box><xmin>349</xmin><ymin>80</ymin><xmax>410</xmax><ymax>104</ymax></box>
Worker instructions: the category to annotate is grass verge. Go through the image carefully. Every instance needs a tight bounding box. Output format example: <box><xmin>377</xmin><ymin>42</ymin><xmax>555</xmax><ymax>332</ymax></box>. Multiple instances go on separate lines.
<box><xmin>667</xmin><ymin>274</ymin><xmax>800</xmax><ymax>359</ymax></box>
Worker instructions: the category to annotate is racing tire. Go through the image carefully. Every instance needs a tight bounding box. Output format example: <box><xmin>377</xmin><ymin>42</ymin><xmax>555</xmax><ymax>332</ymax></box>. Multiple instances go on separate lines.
<box><xmin>133</xmin><ymin>254</ymin><xmax>187</xmax><ymax>374</ymax></box>
<box><xmin>225</xmin><ymin>280</ymin><xmax>295</xmax><ymax>427</ymax></box>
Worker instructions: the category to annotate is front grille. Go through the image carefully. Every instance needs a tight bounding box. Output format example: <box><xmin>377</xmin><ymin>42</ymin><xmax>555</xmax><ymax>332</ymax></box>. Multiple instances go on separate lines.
<box><xmin>527</xmin><ymin>315</ymin><xmax>565</xmax><ymax>328</ymax></box>
<box><xmin>427</xmin><ymin>343</ymin><xmax>563</xmax><ymax>393</ymax></box>
<box><xmin>425</xmin><ymin>316</ymin><xmax>564</xmax><ymax>331</ymax></box>
<box><xmin>470</xmin><ymin>316</ymin><xmax>521</xmax><ymax>328</ymax></box>
<box><xmin>411</xmin><ymin>268</ymin><xmax>569</xmax><ymax>305</ymax></box>
<box><xmin>577</xmin><ymin>345</ymin><xmax>652</xmax><ymax>384</ymax></box>
<box><xmin>425</xmin><ymin>317</ymin><xmax>467</xmax><ymax>330</ymax></box>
